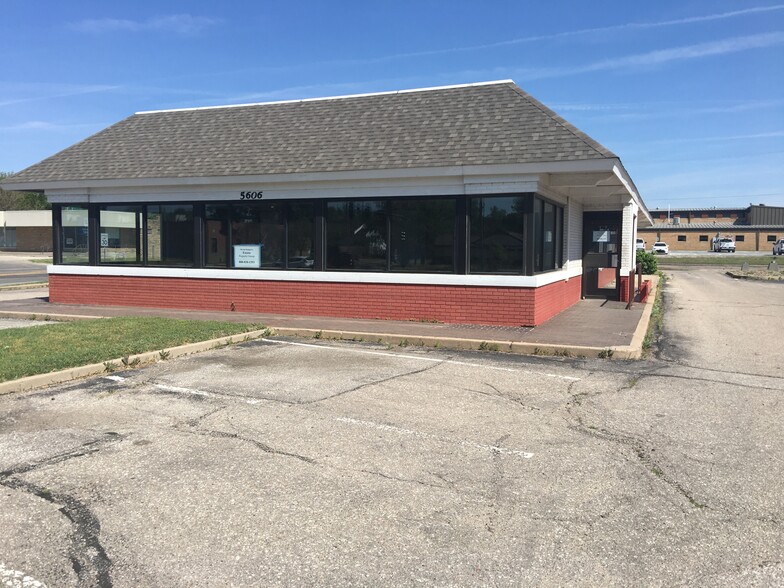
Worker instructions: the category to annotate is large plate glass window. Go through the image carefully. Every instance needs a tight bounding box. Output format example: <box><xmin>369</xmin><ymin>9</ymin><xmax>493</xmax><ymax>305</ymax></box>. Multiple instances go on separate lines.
<box><xmin>99</xmin><ymin>205</ymin><xmax>142</xmax><ymax>264</ymax></box>
<box><xmin>390</xmin><ymin>198</ymin><xmax>455</xmax><ymax>272</ymax></box>
<box><xmin>470</xmin><ymin>196</ymin><xmax>526</xmax><ymax>274</ymax></box>
<box><xmin>231</xmin><ymin>203</ymin><xmax>284</xmax><ymax>268</ymax></box>
<box><xmin>60</xmin><ymin>206</ymin><xmax>89</xmax><ymax>264</ymax></box>
<box><xmin>326</xmin><ymin>200</ymin><xmax>387</xmax><ymax>270</ymax></box>
<box><xmin>147</xmin><ymin>204</ymin><xmax>194</xmax><ymax>266</ymax></box>
<box><xmin>287</xmin><ymin>201</ymin><xmax>315</xmax><ymax>269</ymax></box>
<box><xmin>205</xmin><ymin>205</ymin><xmax>229</xmax><ymax>267</ymax></box>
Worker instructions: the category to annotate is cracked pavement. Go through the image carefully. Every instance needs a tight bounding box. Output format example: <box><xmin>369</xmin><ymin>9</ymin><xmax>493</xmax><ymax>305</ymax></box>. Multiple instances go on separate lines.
<box><xmin>0</xmin><ymin>268</ymin><xmax>782</xmax><ymax>586</ymax></box>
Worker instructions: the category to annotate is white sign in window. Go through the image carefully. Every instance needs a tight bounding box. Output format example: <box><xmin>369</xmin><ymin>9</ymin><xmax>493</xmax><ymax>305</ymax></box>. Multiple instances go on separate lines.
<box><xmin>233</xmin><ymin>244</ymin><xmax>262</xmax><ymax>268</ymax></box>
<box><xmin>100</xmin><ymin>233</ymin><xmax>109</xmax><ymax>247</ymax></box>
<box><xmin>593</xmin><ymin>230</ymin><xmax>610</xmax><ymax>243</ymax></box>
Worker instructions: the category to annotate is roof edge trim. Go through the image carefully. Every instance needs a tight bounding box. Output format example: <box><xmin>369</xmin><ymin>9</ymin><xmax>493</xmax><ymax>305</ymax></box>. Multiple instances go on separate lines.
<box><xmin>134</xmin><ymin>80</ymin><xmax>516</xmax><ymax>115</ymax></box>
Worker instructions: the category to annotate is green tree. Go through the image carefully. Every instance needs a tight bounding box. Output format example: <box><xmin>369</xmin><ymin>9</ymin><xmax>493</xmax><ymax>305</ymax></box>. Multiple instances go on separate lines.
<box><xmin>0</xmin><ymin>172</ymin><xmax>50</xmax><ymax>210</ymax></box>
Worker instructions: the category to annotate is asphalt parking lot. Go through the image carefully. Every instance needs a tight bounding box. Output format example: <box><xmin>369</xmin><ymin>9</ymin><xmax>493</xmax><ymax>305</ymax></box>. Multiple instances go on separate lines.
<box><xmin>1</xmin><ymin>268</ymin><xmax>782</xmax><ymax>587</ymax></box>
<box><xmin>0</xmin><ymin>255</ymin><xmax>48</xmax><ymax>287</ymax></box>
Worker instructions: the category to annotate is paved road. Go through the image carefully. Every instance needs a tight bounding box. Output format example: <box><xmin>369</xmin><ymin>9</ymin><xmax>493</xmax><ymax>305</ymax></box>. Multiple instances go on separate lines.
<box><xmin>0</xmin><ymin>255</ymin><xmax>48</xmax><ymax>286</ymax></box>
<box><xmin>0</xmin><ymin>268</ymin><xmax>781</xmax><ymax>586</ymax></box>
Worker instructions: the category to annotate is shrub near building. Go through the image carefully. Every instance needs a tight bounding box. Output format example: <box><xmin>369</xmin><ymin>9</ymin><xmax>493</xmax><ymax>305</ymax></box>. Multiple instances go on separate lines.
<box><xmin>636</xmin><ymin>250</ymin><xmax>658</xmax><ymax>275</ymax></box>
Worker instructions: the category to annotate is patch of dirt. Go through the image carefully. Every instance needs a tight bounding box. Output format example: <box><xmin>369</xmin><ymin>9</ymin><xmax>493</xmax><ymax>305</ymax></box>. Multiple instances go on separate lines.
<box><xmin>725</xmin><ymin>269</ymin><xmax>784</xmax><ymax>282</ymax></box>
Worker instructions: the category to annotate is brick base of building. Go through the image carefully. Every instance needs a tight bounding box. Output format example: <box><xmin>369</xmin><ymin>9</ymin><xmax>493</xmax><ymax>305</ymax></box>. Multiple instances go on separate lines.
<box><xmin>49</xmin><ymin>274</ymin><xmax>583</xmax><ymax>327</ymax></box>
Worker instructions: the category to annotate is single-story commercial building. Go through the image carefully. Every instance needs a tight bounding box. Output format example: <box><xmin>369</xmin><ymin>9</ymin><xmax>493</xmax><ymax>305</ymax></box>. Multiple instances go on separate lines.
<box><xmin>639</xmin><ymin>205</ymin><xmax>784</xmax><ymax>252</ymax></box>
<box><xmin>1</xmin><ymin>81</ymin><xmax>651</xmax><ymax>326</ymax></box>
<box><xmin>0</xmin><ymin>210</ymin><xmax>52</xmax><ymax>251</ymax></box>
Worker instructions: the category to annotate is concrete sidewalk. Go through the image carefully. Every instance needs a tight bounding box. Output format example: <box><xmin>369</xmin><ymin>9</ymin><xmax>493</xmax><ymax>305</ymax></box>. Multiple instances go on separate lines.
<box><xmin>0</xmin><ymin>276</ymin><xmax>658</xmax><ymax>359</ymax></box>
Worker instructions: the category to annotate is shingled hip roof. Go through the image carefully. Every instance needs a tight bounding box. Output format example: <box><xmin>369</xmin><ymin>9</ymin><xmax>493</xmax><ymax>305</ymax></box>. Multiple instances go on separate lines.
<box><xmin>5</xmin><ymin>81</ymin><xmax>618</xmax><ymax>185</ymax></box>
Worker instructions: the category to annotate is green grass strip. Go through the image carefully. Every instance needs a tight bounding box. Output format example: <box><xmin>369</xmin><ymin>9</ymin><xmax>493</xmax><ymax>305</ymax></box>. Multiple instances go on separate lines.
<box><xmin>659</xmin><ymin>255</ymin><xmax>780</xmax><ymax>266</ymax></box>
<box><xmin>0</xmin><ymin>317</ymin><xmax>266</xmax><ymax>382</ymax></box>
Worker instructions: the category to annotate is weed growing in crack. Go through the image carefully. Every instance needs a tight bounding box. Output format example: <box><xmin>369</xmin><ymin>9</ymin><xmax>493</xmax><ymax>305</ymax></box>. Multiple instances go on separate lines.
<box><xmin>643</xmin><ymin>273</ymin><xmax>666</xmax><ymax>352</ymax></box>
<box><xmin>314</xmin><ymin>330</ymin><xmax>322</xmax><ymax>339</ymax></box>
<box><xmin>478</xmin><ymin>341</ymin><xmax>499</xmax><ymax>352</ymax></box>
<box><xmin>158</xmin><ymin>349</ymin><xmax>170</xmax><ymax>360</ymax></box>
<box><xmin>598</xmin><ymin>349</ymin><xmax>614</xmax><ymax>359</ymax></box>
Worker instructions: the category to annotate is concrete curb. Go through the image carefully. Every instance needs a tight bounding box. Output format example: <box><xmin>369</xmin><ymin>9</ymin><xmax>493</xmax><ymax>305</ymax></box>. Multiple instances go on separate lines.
<box><xmin>0</xmin><ymin>282</ymin><xmax>48</xmax><ymax>291</ymax></box>
<box><xmin>0</xmin><ymin>311</ymin><xmax>103</xmax><ymax>321</ymax></box>
<box><xmin>606</xmin><ymin>274</ymin><xmax>660</xmax><ymax>360</ymax></box>
<box><xmin>270</xmin><ymin>326</ymin><xmax>604</xmax><ymax>357</ymax></box>
<box><xmin>0</xmin><ymin>328</ymin><xmax>272</xmax><ymax>396</ymax></box>
<box><xmin>0</xmin><ymin>280</ymin><xmax>660</xmax><ymax>396</ymax></box>
<box><xmin>269</xmin><ymin>275</ymin><xmax>659</xmax><ymax>362</ymax></box>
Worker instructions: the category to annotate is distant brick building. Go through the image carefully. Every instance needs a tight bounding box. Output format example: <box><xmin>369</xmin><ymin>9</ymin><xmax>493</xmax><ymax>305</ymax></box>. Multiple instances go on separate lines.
<box><xmin>638</xmin><ymin>205</ymin><xmax>784</xmax><ymax>252</ymax></box>
<box><xmin>0</xmin><ymin>210</ymin><xmax>52</xmax><ymax>252</ymax></box>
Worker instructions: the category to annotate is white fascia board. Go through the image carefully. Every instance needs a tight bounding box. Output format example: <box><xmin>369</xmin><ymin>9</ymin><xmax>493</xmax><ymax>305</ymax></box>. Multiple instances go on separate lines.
<box><xmin>612</xmin><ymin>163</ymin><xmax>651</xmax><ymax>224</ymax></box>
<box><xmin>46</xmin><ymin>171</ymin><xmax>545</xmax><ymax>204</ymax></box>
<box><xmin>136</xmin><ymin>80</ymin><xmax>516</xmax><ymax>115</ymax></box>
<box><xmin>19</xmin><ymin>159</ymin><xmax>623</xmax><ymax>194</ymax></box>
<box><xmin>49</xmin><ymin>264</ymin><xmax>582</xmax><ymax>288</ymax></box>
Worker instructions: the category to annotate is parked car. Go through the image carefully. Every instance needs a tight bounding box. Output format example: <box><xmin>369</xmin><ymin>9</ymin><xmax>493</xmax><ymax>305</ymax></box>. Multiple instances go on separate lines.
<box><xmin>635</xmin><ymin>238</ymin><xmax>646</xmax><ymax>250</ymax></box>
<box><xmin>773</xmin><ymin>239</ymin><xmax>784</xmax><ymax>255</ymax></box>
<box><xmin>652</xmin><ymin>241</ymin><xmax>669</xmax><ymax>254</ymax></box>
<box><xmin>712</xmin><ymin>236</ymin><xmax>736</xmax><ymax>253</ymax></box>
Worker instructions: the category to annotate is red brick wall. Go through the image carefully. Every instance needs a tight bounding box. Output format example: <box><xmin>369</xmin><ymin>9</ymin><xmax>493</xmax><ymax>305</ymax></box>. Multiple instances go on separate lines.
<box><xmin>619</xmin><ymin>275</ymin><xmax>630</xmax><ymax>303</ymax></box>
<box><xmin>49</xmin><ymin>274</ymin><xmax>583</xmax><ymax>327</ymax></box>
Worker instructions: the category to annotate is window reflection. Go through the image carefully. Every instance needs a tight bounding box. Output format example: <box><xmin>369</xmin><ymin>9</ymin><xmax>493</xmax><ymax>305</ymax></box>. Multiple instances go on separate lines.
<box><xmin>326</xmin><ymin>200</ymin><xmax>388</xmax><ymax>270</ymax></box>
<box><xmin>61</xmin><ymin>207</ymin><xmax>89</xmax><ymax>264</ymax></box>
<box><xmin>470</xmin><ymin>196</ymin><xmax>526</xmax><ymax>273</ymax></box>
<box><xmin>99</xmin><ymin>206</ymin><xmax>142</xmax><ymax>264</ymax></box>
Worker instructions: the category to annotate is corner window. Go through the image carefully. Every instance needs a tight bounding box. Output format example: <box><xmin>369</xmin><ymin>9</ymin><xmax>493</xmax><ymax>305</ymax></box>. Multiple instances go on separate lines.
<box><xmin>99</xmin><ymin>206</ymin><xmax>142</xmax><ymax>264</ymax></box>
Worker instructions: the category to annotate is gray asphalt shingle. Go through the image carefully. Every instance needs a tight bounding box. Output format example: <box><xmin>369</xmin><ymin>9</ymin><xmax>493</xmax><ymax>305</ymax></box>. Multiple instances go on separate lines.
<box><xmin>8</xmin><ymin>81</ymin><xmax>616</xmax><ymax>184</ymax></box>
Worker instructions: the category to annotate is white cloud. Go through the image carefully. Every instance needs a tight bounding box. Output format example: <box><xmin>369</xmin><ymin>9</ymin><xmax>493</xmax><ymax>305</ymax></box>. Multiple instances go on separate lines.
<box><xmin>0</xmin><ymin>121</ymin><xmax>103</xmax><ymax>132</ymax></box>
<box><xmin>463</xmin><ymin>32</ymin><xmax>784</xmax><ymax>81</ymax></box>
<box><xmin>0</xmin><ymin>83</ymin><xmax>120</xmax><ymax>108</ymax></box>
<box><xmin>315</xmin><ymin>5</ymin><xmax>784</xmax><ymax>67</ymax></box>
<box><xmin>70</xmin><ymin>14</ymin><xmax>221</xmax><ymax>36</ymax></box>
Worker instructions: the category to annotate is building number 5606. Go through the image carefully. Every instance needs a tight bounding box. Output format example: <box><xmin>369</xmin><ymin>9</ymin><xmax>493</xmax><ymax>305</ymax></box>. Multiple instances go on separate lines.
<box><xmin>240</xmin><ymin>191</ymin><xmax>263</xmax><ymax>200</ymax></box>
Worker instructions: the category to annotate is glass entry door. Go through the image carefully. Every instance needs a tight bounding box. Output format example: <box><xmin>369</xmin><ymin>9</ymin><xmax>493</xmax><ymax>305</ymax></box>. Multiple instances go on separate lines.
<box><xmin>583</xmin><ymin>212</ymin><xmax>621</xmax><ymax>299</ymax></box>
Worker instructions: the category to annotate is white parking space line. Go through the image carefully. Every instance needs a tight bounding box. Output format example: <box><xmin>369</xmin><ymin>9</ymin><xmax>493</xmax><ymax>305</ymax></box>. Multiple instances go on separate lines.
<box><xmin>0</xmin><ymin>563</ymin><xmax>48</xmax><ymax>588</ymax></box>
<box><xmin>104</xmin><ymin>375</ymin><xmax>126</xmax><ymax>382</ymax></box>
<box><xmin>261</xmin><ymin>338</ymin><xmax>579</xmax><ymax>381</ymax></box>
<box><xmin>153</xmin><ymin>383</ymin><xmax>263</xmax><ymax>405</ymax></box>
<box><xmin>335</xmin><ymin>416</ymin><xmax>534</xmax><ymax>459</ymax></box>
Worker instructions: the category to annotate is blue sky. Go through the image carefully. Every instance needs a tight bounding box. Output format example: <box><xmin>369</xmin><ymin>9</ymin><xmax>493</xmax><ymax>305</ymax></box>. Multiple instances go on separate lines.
<box><xmin>2</xmin><ymin>0</ymin><xmax>783</xmax><ymax>211</ymax></box>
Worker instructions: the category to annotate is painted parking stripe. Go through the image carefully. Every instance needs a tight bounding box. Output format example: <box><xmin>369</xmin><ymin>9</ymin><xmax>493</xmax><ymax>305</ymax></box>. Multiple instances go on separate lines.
<box><xmin>0</xmin><ymin>563</ymin><xmax>47</xmax><ymax>588</ymax></box>
<box><xmin>153</xmin><ymin>383</ymin><xmax>263</xmax><ymax>405</ymax></box>
<box><xmin>261</xmin><ymin>338</ymin><xmax>579</xmax><ymax>381</ymax></box>
<box><xmin>335</xmin><ymin>416</ymin><xmax>534</xmax><ymax>459</ymax></box>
